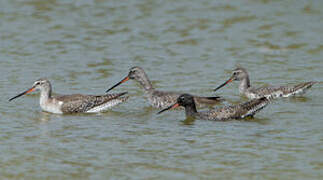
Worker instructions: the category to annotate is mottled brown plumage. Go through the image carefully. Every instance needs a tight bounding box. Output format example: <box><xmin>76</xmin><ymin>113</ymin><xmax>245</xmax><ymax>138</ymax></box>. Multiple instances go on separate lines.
<box><xmin>107</xmin><ymin>66</ymin><xmax>222</xmax><ymax>109</ymax></box>
<box><xmin>158</xmin><ymin>94</ymin><xmax>270</xmax><ymax>121</ymax></box>
<box><xmin>57</xmin><ymin>93</ymin><xmax>128</xmax><ymax>113</ymax></box>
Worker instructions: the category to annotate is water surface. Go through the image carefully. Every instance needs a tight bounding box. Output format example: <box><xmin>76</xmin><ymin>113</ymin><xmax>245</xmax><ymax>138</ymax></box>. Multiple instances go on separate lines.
<box><xmin>1</xmin><ymin>0</ymin><xmax>322</xmax><ymax>179</ymax></box>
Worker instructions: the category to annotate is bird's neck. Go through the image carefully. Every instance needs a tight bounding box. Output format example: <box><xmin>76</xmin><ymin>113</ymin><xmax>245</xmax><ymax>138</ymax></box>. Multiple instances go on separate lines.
<box><xmin>136</xmin><ymin>73</ymin><xmax>154</xmax><ymax>92</ymax></box>
<box><xmin>239</xmin><ymin>76</ymin><xmax>251</xmax><ymax>94</ymax></box>
<box><xmin>184</xmin><ymin>104</ymin><xmax>198</xmax><ymax>118</ymax></box>
<box><xmin>39</xmin><ymin>86</ymin><xmax>52</xmax><ymax>105</ymax></box>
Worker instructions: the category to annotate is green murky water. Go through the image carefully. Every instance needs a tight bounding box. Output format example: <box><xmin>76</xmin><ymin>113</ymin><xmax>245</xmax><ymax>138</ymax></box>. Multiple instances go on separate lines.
<box><xmin>1</xmin><ymin>0</ymin><xmax>322</xmax><ymax>179</ymax></box>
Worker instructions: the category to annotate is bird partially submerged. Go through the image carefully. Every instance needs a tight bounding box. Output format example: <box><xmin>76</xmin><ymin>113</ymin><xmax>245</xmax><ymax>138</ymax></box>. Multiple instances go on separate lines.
<box><xmin>158</xmin><ymin>94</ymin><xmax>270</xmax><ymax>121</ymax></box>
<box><xmin>9</xmin><ymin>78</ymin><xmax>129</xmax><ymax>114</ymax></box>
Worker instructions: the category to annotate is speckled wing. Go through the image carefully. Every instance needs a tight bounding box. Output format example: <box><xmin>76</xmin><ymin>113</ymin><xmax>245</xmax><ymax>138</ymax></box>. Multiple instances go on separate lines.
<box><xmin>56</xmin><ymin>92</ymin><xmax>127</xmax><ymax>113</ymax></box>
<box><xmin>236</xmin><ymin>97</ymin><xmax>270</xmax><ymax>118</ymax></box>
<box><xmin>199</xmin><ymin>105</ymin><xmax>238</xmax><ymax>121</ymax></box>
<box><xmin>200</xmin><ymin>97</ymin><xmax>269</xmax><ymax>120</ymax></box>
<box><xmin>249</xmin><ymin>86</ymin><xmax>284</xmax><ymax>98</ymax></box>
<box><xmin>251</xmin><ymin>81</ymin><xmax>316</xmax><ymax>98</ymax></box>
<box><xmin>280</xmin><ymin>81</ymin><xmax>316</xmax><ymax>96</ymax></box>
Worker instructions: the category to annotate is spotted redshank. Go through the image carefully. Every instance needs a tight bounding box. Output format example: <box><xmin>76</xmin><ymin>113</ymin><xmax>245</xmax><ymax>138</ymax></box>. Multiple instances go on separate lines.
<box><xmin>9</xmin><ymin>78</ymin><xmax>129</xmax><ymax>114</ymax></box>
<box><xmin>158</xmin><ymin>94</ymin><xmax>270</xmax><ymax>121</ymax></box>
<box><xmin>213</xmin><ymin>67</ymin><xmax>317</xmax><ymax>99</ymax></box>
<box><xmin>106</xmin><ymin>66</ymin><xmax>222</xmax><ymax>109</ymax></box>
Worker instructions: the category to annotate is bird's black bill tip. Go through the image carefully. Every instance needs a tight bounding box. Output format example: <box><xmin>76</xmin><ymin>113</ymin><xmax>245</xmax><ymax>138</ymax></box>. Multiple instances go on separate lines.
<box><xmin>8</xmin><ymin>87</ymin><xmax>35</xmax><ymax>102</ymax></box>
<box><xmin>213</xmin><ymin>78</ymin><xmax>233</xmax><ymax>92</ymax></box>
<box><xmin>157</xmin><ymin>108</ymin><xmax>169</xmax><ymax>114</ymax></box>
<box><xmin>157</xmin><ymin>103</ymin><xmax>179</xmax><ymax>114</ymax></box>
<box><xmin>106</xmin><ymin>76</ymin><xmax>130</xmax><ymax>93</ymax></box>
<box><xmin>8</xmin><ymin>96</ymin><xmax>17</xmax><ymax>102</ymax></box>
<box><xmin>106</xmin><ymin>86</ymin><xmax>116</xmax><ymax>93</ymax></box>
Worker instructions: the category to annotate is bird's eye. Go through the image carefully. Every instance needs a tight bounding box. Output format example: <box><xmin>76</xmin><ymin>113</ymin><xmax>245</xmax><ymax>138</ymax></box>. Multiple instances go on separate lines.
<box><xmin>233</xmin><ymin>72</ymin><xmax>238</xmax><ymax>75</ymax></box>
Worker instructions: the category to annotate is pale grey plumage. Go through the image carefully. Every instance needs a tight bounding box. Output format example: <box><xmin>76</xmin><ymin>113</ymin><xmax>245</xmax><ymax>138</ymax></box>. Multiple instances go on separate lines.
<box><xmin>214</xmin><ymin>67</ymin><xmax>317</xmax><ymax>99</ymax></box>
<box><xmin>9</xmin><ymin>78</ymin><xmax>128</xmax><ymax>114</ymax></box>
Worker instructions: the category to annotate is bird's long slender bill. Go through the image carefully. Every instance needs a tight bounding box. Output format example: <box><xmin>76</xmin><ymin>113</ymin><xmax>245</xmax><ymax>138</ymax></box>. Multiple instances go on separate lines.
<box><xmin>9</xmin><ymin>87</ymin><xmax>35</xmax><ymax>101</ymax></box>
<box><xmin>213</xmin><ymin>77</ymin><xmax>233</xmax><ymax>92</ymax></box>
<box><xmin>157</xmin><ymin>103</ymin><xmax>179</xmax><ymax>114</ymax></box>
<box><xmin>106</xmin><ymin>76</ymin><xmax>130</xmax><ymax>93</ymax></box>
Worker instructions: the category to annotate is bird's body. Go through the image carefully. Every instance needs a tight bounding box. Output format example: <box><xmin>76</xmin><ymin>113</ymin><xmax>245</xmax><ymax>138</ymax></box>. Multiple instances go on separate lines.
<box><xmin>158</xmin><ymin>94</ymin><xmax>270</xmax><ymax>121</ymax></box>
<box><xmin>9</xmin><ymin>79</ymin><xmax>128</xmax><ymax>114</ymax></box>
<box><xmin>106</xmin><ymin>66</ymin><xmax>222</xmax><ymax>109</ymax></box>
<box><xmin>195</xmin><ymin>97</ymin><xmax>269</xmax><ymax>120</ymax></box>
<box><xmin>244</xmin><ymin>82</ymin><xmax>316</xmax><ymax>99</ymax></box>
<box><xmin>214</xmin><ymin>67</ymin><xmax>317</xmax><ymax>99</ymax></box>
<box><xmin>145</xmin><ymin>89</ymin><xmax>221</xmax><ymax>109</ymax></box>
<box><xmin>47</xmin><ymin>93</ymin><xmax>128</xmax><ymax>114</ymax></box>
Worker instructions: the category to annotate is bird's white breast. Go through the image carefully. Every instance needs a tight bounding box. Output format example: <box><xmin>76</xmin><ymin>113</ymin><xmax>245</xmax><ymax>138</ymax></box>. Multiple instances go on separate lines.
<box><xmin>40</xmin><ymin>100</ymin><xmax>63</xmax><ymax>114</ymax></box>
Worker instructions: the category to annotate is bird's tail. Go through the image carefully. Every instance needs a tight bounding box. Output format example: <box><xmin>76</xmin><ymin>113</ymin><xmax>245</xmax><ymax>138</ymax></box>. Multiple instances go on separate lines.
<box><xmin>290</xmin><ymin>81</ymin><xmax>317</xmax><ymax>95</ymax></box>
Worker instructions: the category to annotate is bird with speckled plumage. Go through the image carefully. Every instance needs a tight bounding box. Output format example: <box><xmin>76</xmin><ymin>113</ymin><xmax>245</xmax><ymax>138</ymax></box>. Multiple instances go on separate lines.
<box><xmin>158</xmin><ymin>94</ymin><xmax>270</xmax><ymax>121</ymax></box>
<box><xmin>214</xmin><ymin>67</ymin><xmax>317</xmax><ymax>99</ymax></box>
<box><xmin>106</xmin><ymin>66</ymin><xmax>223</xmax><ymax>109</ymax></box>
<box><xmin>9</xmin><ymin>79</ymin><xmax>128</xmax><ymax>114</ymax></box>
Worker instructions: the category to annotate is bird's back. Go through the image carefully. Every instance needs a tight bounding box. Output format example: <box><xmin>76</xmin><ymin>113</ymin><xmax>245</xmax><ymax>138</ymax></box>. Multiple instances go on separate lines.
<box><xmin>55</xmin><ymin>92</ymin><xmax>128</xmax><ymax>113</ymax></box>
<box><xmin>198</xmin><ymin>97</ymin><xmax>270</xmax><ymax>120</ymax></box>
